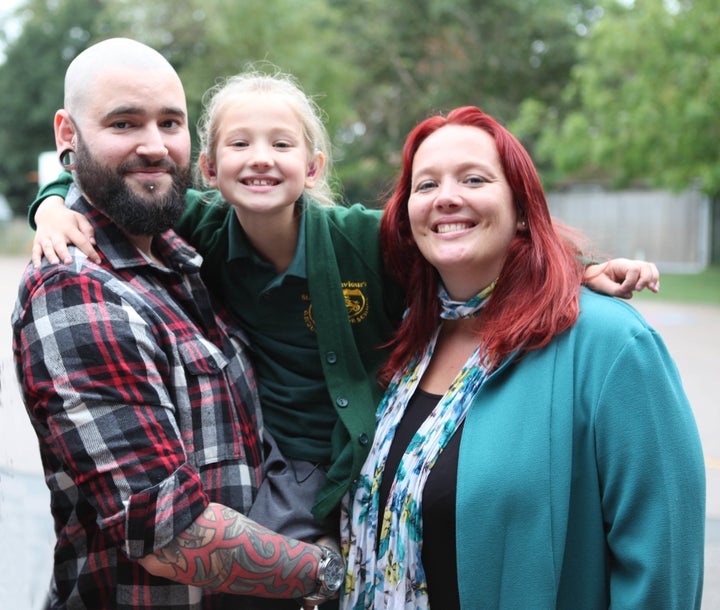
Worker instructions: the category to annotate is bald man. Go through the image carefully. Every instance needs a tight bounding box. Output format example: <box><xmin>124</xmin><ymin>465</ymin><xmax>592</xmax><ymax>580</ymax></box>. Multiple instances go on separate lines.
<box><xmin>12</xmin><ymin>38</ymin><xmax>341</xmax><ymax>610</ymax></box>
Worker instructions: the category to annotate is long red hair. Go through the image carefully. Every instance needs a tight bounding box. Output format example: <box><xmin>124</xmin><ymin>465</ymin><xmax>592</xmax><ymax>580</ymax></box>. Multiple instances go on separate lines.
<box><xmin>378</xmin><ymin>106</ymin><xmax>584</xmax><ymax>384</ymax></box>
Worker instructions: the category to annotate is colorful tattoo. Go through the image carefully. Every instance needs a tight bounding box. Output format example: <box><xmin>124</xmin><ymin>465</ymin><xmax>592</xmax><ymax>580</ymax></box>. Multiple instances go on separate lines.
<box><xmin>153</xmin><ymin>503</ymin><xmax>318</xmax><ymax>597</ymax></box>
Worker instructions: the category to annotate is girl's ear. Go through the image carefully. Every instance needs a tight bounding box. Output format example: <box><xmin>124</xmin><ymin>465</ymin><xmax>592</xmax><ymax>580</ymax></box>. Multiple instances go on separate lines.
<box><xmin>198</xmin><ymin>151</ymin><xmax>218</xmax><ymax>186</ymax></box>
<box><xmin>305</xmin><ymin>150</ymin><xmax>326</xmax><ymax>188</ymax></box>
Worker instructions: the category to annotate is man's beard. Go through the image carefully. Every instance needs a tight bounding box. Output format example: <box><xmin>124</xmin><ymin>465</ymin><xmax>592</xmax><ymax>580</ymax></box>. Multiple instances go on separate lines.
<box><xmin>73</xmin><ymin>139</ymin><xmax>191</xmax><ymax>236</ymax></box>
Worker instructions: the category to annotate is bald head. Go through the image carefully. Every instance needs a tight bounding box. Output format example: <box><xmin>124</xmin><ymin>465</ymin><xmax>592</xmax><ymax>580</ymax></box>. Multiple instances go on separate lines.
<box><xmin>53</xmin><ymin>37</ymin><xmax>191</xmax><ymax>244</ymax></box>
<box><xmin>65</xmin><ymin>38</ymin><xmax>184</xmax><ymax>117</ymax></box>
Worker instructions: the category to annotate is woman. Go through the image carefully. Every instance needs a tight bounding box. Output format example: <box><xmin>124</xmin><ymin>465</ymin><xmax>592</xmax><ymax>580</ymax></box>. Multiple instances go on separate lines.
<box><xmin>341</xmin><ymin>106</ymin><xmax>705</xmax><ymax>609</ymax></box>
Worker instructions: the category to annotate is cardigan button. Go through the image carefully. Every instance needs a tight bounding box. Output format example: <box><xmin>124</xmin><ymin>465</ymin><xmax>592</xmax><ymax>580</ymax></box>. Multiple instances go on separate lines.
<box><xmin>336</xmin><ymin>396</ymin><xmax>349</xmax><ymax>408</ymax></box>
<box><xmin>358</xmin><ymin>433</ymin><xmax>369</xmax><ymax>446</ymax></box>
<box><xmin>326</xmin><ymin>351</ymin><xmax>338</xmax><ymax>364</ymax></box>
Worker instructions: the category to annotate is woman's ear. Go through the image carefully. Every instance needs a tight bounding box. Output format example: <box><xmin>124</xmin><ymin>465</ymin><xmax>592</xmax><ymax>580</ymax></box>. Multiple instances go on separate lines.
<box><xmin>198</xmin><ymin>151</ymin><xmax>218</xmax><ymax>187</ymax></box>
<box><xmin>305</xmin><ymin>150</ymin><xmax>326</xmax><ymax>188</ymax></box>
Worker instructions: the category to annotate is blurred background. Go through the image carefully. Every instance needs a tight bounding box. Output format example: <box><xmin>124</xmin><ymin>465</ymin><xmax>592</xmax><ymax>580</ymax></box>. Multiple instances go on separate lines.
<box><xmin>0</xmin><ymin>0</ymin><xmax>718</xmax><ymax>268</ymax></box>
<box><xmin>0</xmin><ymin>0</ymin><xmax>718</xmax><ymax>607</ymax></box>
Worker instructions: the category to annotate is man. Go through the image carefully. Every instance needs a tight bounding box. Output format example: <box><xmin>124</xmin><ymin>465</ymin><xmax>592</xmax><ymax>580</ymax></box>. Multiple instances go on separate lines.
<box><xmin>12</xmin><ymin>38</ymin><xmax>342</xmax><ymax>610</ymax></box>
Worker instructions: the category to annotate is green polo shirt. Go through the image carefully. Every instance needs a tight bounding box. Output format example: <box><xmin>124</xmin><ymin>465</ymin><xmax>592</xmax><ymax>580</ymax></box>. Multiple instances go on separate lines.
<box><xmin>224</xmin><ymin>209</ymin><xmax>336</xmax><ymax>464</ymax></box>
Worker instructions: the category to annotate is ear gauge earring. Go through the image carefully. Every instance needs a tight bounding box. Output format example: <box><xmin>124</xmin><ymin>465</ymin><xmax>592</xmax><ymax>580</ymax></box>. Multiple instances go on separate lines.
<box><xmin>59</xmin><ymin>149</ymin><xmax>76</xmax><ymax>170</ymax></box>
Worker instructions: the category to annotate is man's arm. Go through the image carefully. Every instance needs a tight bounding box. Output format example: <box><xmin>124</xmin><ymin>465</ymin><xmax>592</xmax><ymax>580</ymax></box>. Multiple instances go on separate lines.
<box><xmin>140</xmin><ymin>502</ymin><xmax>322</xmax><ymax>598</ymax></box>
<box><xmin>14</xmin><ymin>267</ymin><xmax>336</xmax><ymax>604</ymax></box>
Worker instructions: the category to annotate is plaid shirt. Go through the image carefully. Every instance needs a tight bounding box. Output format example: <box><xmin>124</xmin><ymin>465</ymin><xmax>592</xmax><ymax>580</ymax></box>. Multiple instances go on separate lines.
<box><xmin>12</xmin><ymin>189</ymin><xmax>264</xmax><ymax>609</ymax></box>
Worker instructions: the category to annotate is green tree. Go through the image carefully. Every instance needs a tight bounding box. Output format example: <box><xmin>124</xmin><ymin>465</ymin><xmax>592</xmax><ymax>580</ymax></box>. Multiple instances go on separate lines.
<box><xmin>0</xmin><ymin>0</ymin><xmax>113</xmax><ymax>216</ymax></box>
<box><xmin>0</xmin><ymin>0</ymin><xmax>601</xmax><ymax>212</ymax></box>
<box><xmin>519</xmin><ymin>0</ymin><xmax>720</xmax><ymax>197</ymax></box>
<box><xmin>328</xmin><ymin>0</ymin><xmax>601</xmax><ymax>205</ymax></box>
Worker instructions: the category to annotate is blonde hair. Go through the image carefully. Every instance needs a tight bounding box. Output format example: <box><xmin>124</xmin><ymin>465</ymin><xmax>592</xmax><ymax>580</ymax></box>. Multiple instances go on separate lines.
<box><xmin>196</xmin><ymin>65</ymin><xmax>336</xmax><ymax>207</ymax></box>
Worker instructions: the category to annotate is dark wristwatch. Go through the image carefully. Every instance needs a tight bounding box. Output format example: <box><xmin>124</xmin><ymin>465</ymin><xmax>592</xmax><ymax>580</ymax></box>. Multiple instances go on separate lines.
<box><xmin>303</xmin><ymin>545</ymin><xmax>345</xmax><ymax>604</ymax></box>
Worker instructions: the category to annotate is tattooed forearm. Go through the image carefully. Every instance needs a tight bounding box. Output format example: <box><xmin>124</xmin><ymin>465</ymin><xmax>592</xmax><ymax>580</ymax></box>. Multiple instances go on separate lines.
<box><xmin>146</xmin><ymin>502</ymin><xmax>320</xmax><ymax>598</ymax></box>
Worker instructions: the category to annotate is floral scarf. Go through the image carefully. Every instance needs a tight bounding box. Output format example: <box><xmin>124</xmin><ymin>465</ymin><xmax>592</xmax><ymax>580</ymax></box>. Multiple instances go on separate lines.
<box><xmin>341</xmin><ymin>282</ymin><xmax>494</xmax><ymax>609</ymax></box>
<box><xmin>438</xmin><ymin>279</ymin><xmax>496</xmax><ymax>320</ymax></box>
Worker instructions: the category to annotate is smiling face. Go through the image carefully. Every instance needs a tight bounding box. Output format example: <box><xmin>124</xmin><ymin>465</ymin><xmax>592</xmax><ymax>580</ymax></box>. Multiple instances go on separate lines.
<box><xmin>203</xmin><ymin>94</ymin><xmax>320</xmax><ymax>227</ymax></box>
<box><xmin>66</xmin><ymin>65</ymin><xmax>190</xmax><ymax>198</ymax></box>
<box><xmin>56</xmin><ymin>52</ymin><xmax>192</xmax><ymax>237</ymax></box>
<box><xmin>408</xmin><ymin>124</ymin><xmax>523</xmax><ymax>299</ymax></box>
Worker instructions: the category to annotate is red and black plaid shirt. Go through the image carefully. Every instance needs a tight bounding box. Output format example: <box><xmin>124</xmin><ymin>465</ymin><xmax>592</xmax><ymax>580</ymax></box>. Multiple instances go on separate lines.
<box><xmin>12</xmin><ymin>190</ymin><xmax>263</xmax><ymax>609</ymax></box>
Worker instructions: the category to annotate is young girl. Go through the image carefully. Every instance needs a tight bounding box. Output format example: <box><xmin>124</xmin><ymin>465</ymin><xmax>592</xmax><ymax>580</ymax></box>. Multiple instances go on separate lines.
<box><xmin>31</xmin><ymin>68</ymin><xmax>660</xmax><ymax>538</ymax></box>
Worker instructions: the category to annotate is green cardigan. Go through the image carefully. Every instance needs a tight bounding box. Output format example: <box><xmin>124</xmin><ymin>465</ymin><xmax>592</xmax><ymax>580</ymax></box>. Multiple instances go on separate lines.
<box><xmin>456</xmin><ymin>289</ymin><xmax>705</xmax><ymax>608</ymax></box>
<box><xmin>176</xmin><ymin>193</ymin><xmax>404</xmax><ymax>519</ymax></box>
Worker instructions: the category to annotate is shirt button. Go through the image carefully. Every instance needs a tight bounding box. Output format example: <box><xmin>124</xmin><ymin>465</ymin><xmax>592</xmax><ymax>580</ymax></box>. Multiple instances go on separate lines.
<box><xmin>358</xmin><ymin>433</ymin><xmax>369</xmax><ymax>446</ymax></box>
<box><xmin>326</xmin><ymin>351</ymin><xmax>337</xmax><ymax>364</ymax></box>
<box><xmin>336</xmin><ymin>396</ymin><xmax>349</xmax><ymax>408</ymax></box>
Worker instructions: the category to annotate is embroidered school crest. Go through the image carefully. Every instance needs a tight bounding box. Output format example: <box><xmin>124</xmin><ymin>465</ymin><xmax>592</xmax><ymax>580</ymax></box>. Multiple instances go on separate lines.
<box><xmin>303</xmin><ymin>281</ymin><xmax>369</xmax><ymax>332</ymax></box>
<box><xmin>344</xmin><ymin>286</ymin><xmax>369</xmax><ymax>323</ymax></box>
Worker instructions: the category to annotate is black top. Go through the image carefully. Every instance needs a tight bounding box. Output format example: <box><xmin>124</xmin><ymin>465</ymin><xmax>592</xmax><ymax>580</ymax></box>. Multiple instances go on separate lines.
<box><xmin>378</xmin><ymin>389</ymin><xmax>462</xmax><ymax>609</ymax></box>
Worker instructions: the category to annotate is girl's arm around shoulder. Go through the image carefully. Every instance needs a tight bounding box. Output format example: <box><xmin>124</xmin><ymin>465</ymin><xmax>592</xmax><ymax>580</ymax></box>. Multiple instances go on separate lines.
<box><xmin>583</xmin><ymin>258</ymin><xmax>659</xmax><ymax>298</ymax></box>
<box><xmin>30</xmin><ymin>181</ymin><xmax>228</xmax><ymax>265</ymax></box>
<box><xmin>29</xmin><ymin>170</ymin><xmax>74</xmax><ymax>230</ymax></box>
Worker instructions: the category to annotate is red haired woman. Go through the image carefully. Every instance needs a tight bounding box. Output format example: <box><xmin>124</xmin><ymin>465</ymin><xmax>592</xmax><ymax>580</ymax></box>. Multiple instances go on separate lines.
<box><xmin>341</xmin><ymin>106</ymin><xmax>705</xmax><ymax>609</ymax></box>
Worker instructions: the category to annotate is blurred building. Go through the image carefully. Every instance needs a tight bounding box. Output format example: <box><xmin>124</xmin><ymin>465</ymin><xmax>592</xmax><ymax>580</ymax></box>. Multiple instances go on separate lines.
<box><xmin>548</xmin><ymin>186</ymin><xmax>715</xmax><ymax>272</ymax></box>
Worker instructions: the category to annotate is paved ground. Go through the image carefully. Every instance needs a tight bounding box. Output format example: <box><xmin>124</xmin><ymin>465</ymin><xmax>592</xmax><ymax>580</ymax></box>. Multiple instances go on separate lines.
<box><xmin>0</xmin><ymin>255</ymin><xmax>718</xmax><ymax>608</ymax></box>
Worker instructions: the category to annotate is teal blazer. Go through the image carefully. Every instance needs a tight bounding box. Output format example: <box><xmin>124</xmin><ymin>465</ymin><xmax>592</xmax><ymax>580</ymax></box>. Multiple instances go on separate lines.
<box><xmin>456</xmin><ymin>289</ymin><xmax>705</xmax><ymax>608</ymax></box>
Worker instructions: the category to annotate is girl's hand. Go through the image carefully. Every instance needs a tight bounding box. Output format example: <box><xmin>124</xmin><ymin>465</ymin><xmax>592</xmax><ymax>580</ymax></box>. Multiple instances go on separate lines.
<box><xmin>32</xmin><ymin>196</ymin><xmax>99</xmax><ymax>267</ymax></box>
<box><xmin>584</xmin><ymin>258</ymin><xmax>660</xmax><ymax>299</ymax></box>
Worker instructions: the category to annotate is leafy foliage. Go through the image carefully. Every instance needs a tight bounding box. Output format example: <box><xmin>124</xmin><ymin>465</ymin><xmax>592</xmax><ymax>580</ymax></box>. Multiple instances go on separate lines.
<box><xmin>519</xmin><ymin>0</ymin><xmax>720</xmax><ymax>196</ymax></box>
<box><xmin>1</xmin><ymin>0</ymin><xmax>716</xmax><ymax>218</ymax></box>
<box><xmin>0</xmin><ymin>0</ymin><xmax>106</xmax><ymax>215</ymax></box>
<box><xmin>327</xmin><ymin>0</ymin><xmax>593</xmax><ymax>204</ymax></box>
